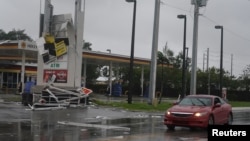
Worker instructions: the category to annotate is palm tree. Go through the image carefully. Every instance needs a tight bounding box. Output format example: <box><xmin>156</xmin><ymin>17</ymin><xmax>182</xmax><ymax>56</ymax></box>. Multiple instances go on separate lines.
<box><xmin>83</xmin><ymin>41</ymin><xmax>92</xmax><ymax>50</ymax></box>
<box><xmin>0</xmin><ymin>29</ymin><xmax>32</xmax><ymax>41</ymax></box>
<box><xmin>157</xmin><ymin>42</ymin><xmax>171</xmax><ymax>104</ymax></box>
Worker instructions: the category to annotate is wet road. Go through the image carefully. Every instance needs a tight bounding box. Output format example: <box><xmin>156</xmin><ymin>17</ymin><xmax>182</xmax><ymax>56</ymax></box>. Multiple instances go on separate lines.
<box><xmin>0</xmin><ymin>102</ymin><xmax>249</xmax><ymax>141</ymax></box>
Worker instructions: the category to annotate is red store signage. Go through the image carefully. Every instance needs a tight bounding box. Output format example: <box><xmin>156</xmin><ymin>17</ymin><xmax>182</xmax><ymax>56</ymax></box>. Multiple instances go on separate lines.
<box><xmin>43</xmin><ymin>70</ymin><xmax>67</xmax><ymax>83</ymax></box>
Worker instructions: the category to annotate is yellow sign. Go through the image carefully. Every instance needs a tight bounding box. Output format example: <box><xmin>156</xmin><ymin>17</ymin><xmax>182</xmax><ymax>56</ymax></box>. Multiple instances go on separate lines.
<box><xmin>44</xmin><ymin>35</ymin><xmax>55</xmax><ymax>43</ymax></box>
<box><xmin>55</xmin><ymin>41</ymin><xmax>67</xmax><ymax>57</ymax></box>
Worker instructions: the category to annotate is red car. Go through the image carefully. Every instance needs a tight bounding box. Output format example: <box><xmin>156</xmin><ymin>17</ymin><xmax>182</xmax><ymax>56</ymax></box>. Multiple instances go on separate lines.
<box><xmin>164</xmin><ymin>94</ymin><xmax>233</xmax><ymax>130</ymax></box>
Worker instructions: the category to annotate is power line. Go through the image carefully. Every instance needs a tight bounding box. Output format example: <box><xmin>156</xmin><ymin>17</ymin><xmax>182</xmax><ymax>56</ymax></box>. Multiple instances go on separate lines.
<box><xmin>161</xmin><ymin>0</ymin><xmax>191</xmax><ymax>13</ymax></box>
<box><xmin>201</xmin><ymin>15</ymin><xmax>250</xmax><ymax>43</ymax></box>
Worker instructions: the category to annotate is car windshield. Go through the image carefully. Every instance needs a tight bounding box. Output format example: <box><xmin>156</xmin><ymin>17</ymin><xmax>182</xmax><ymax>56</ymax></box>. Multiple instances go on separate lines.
<box><xmin>178</xmin><ymin>97</ymin><xmax>212</xmax><ymax>106</ymax></box>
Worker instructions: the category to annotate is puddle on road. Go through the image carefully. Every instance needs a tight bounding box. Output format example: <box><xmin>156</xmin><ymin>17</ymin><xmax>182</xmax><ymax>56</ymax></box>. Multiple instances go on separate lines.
<box><xmin>0</xmin><ymin>114</ymin><xmax>164</xmax><ymax>141</ymax></box>
<box><xmin>232</xmin><ymin>111</ymin><xmax>250</xmax><ymax>124</ymax></box>
<box><xmin>2</xmin><ymin>104</ymin><xmax>248</xmax><ymax>141</ymax></box>
<box><xmin>0</xmin><ymin>115</ymin><xmax>162</xmax><ymax>141</ymax></box>
<box><xmin>0</xmin><ymin>108</ymin><xmax>209</xmax><ymax>141</ymax></box>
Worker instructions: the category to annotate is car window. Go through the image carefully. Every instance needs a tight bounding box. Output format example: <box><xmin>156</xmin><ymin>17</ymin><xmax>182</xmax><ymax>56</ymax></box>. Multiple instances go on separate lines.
<box><xmin>218</xmin><ymin>97</ymin><xmax>226</xmax><ymax>104</ymax></box>
<box><xmin>214</xmin><ymin>97</ymin><xmax>221</xmax><ymax>105</ymax></box>
<box><xmin>178</xmin><ymin>98</ymin><xmax>193</xmax><ymax>106</ymax></box>
<box><xmin>179</xmin><ymin>97</ymin><xmax>212</xmax><ymax>106</ymax></box>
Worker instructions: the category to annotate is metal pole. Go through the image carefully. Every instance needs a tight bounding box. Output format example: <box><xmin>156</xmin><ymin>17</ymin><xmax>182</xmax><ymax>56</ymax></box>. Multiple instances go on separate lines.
<box><xmin>177</xmin><ymin>14</ymin><xmax>187</xmax><ymax>98</ymax></box>
<box><xmin>215</xmin><ymin>25</ymin><xmax>223</xmax><ymax>97</ymax></box>
<box><xmin>190</xmin><ymin>1</ymin><xmax>200</xmax><ymax>95</ymax></box>
<box><xmin>185</xmin><ymin>47</ymin><xmax>189</xmax><ymax>95</ymax></box>
<box><xmin>220</xmin><ymin>27</ymin><xmax>223</xmax><ymax>97</ymax></box>
<box><xmin>148</xmin><ymin>0</ymin><xmax>161</xmax><ymax>105</ymax></box>
<box><xmin>140</xmin><ymin>66</ymin><xmax>144</xmax><ymax>96</ymax></box>
<box><xmin>83</xmin><ymin>59</ymin><xmax>87</xmax><ymax>87</ymax></box>
<box><xmin>203</xmin><ymin>53</ymin><xmax>205</xmax><ymax>72</ymax></box>
<box><xmin>231</xmin><ymin>54</ymin><xmax>233</xmax><ymax>79</ymax></box>
<box><xmin>21</xmin><ymin>50</ymin><xmax>25</xmax><ymax>94</ymax></box>
<box><xmin>182</xmin><ymin>16</ymin><xmax>186</xmax><ymax>98</ymax></box>
<box><xmin>207</xmin><ymin>48</ymin><xmax>210</xmax><ymax>95</ymax></box>
<box><xmin>127</xmin><ymin>0</ymin><xmax>136</xmax><ymax>104</ymax></box>
<box><xmin>107</xmin><ymin>49</ymin><xmax>112</xmax><ymax>96</ymax></box>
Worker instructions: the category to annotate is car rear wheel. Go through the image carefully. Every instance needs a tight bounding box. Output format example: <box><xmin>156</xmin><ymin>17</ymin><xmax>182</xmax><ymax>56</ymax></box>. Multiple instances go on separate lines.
<box><xmin>208</xmin><ymin>115</ymin><xmax>214</xmax><ymax>125</ymax></box>
<box><xmin>226</xmin><ymin>113</ymin><xmax>233</xmax><ymax>125</ymax></box>
<box><xmin>167</xmin><ymin>125</ymin><xmax>175</xmax><ymax>130</ymax></box>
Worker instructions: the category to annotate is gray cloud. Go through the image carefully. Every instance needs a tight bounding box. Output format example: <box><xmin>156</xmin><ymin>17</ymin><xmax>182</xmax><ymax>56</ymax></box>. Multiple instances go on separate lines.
<box><xmin>1</xmin><ymin>0</ymin><xmax>250</xmax><ymax>77</ymax></box>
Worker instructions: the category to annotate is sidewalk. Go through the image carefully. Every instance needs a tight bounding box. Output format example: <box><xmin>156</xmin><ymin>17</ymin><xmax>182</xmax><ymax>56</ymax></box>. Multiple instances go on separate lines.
<box><xmin>1</xmin><ymin>93</ymin><xmax>250</xmax><ymax>112</ymax></box>
<box><xmin>0</xmin><ymin>92</ymin><xmax>176</xmax><ymax>103</ymax></box>
<box><xmin>89</xmin><ymin>93</ymin><xmax>177</xmax><ymax>103</ymax></box>
<box><xmin>0</xmin><ymin>93</ymin><xmax>22</xmax><ymax>103</ymax></box>
<box><xmin>232</xmin><ymin>107</ymin><xmax>250</xmax><ymax>111</ymax></box>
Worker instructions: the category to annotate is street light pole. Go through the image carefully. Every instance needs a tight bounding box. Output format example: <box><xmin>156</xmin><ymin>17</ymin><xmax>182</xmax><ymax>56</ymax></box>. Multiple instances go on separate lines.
<box><xmin>107</xmin><ymin>49</ymin><xmax>112</xmax><ymax>96</ymax></box>
<box><xmin>177</xmin><ymin>14</ymin><xmax>187</xmax><ymax>98</ymax></box>
<box><xmin>126</xmin><ymin>0</ymin><xmax>137</xmax><ymax>104</ymax></box>
<box><xmin>185</xmin><ymin>47</ymin><xmax>189</xmax><ymax>95</ymax></box>
<box><xmin>215</xmin><ymin>25</ymin><xmax>223</xmax><ymax>97</ymax></box>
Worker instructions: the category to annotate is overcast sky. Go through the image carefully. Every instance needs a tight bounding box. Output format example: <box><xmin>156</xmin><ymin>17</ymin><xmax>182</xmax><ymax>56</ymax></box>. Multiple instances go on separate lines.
<box><xmin>1</xmin><ymin>0</ymin><xmax>250</xmax><ymax>77</ymax></box>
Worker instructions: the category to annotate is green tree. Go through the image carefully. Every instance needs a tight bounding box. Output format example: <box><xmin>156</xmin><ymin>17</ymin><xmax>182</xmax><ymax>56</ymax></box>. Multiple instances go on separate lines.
<box><xmin>156</xmin><ymin>42</ymin><xmax>182</xmax><ymax>98</ymax></box>
<box><xmin>162</xmin><ymin>42</ymin><xmax>175</xmax><ymax>65</ymax></box>
<box><xmin>157</xmin><ymin>43</ymin><xmax>171</xmax><ymax>103</ymax></box>
<box><xmin>0</xmin><ymin>29</ymin><xmax>7</xmax><ymax>39</ymax></box>
<box><xmin>85</xmin><ymin>63</ymin><xmax>99</xmax><ymax>85</ymax></box>
<box><xmin>0</xmin><ymin>29</ymin><xmax>32</xmax><ymax>41</ymax></box>
<box><xmin>83</xmin><ymin>41</ymin><xmax>92</xmax><ymax>50</ymax></box>
<box><xmin>174</xmin><ymin>51</ymin><xmax>184</xmax><ymax>69</ymax></box>
<box><xmin>238</xmin><ymin>65</ymin><xmax>250</xmax><ymax>91</ymax></box>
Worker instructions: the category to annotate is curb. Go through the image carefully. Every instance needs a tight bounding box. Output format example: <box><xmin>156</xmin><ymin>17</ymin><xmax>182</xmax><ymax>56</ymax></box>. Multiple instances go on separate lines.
<box><xmin>232</xmin><ymin>107</ymin><xmax>250</xmax><ymax>111</ymax></box>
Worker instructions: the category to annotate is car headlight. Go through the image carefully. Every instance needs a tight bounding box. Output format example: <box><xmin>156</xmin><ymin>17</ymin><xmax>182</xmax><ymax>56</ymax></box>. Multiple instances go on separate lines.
<box><xmin>194</xmin><ymin>112</ymin><xmax>207</xmax><ymax>117</ymax></box>
<box><xmin>166</xmin><ymin>111</ymin><xmax>171</xmax><ymax>115</ymax></box>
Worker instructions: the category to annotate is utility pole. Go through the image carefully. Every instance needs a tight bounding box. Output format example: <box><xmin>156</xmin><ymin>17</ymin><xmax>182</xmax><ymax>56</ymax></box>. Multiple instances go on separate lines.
<box><xmin>231</xmin><ymin>54</ymin><xmax>233</xmax><ymax>79</ymax></box>
<box><xmin>107</xmin><ymin>49</ymin><xmax>112</xmax><ymax>96</ymax></box>
<box><xmin>149</xmin><ymin>0</ymin><xmax>161</xmax><ymax>105</ymax></box>
<box><xmin>190</xmin><ymin>0</ymin><xmax>207</xmax><ymax>95</ymax></box>
<box><xmin>203</xmin><ymin>53</ymin><xmax>205</xmax><ymax>72</ymax></box>
<box><xmin>185</xmin><ymin>47</ymin><xmax>189</xmax><ymax>95</ymax></box>
<box><xmin>207</xmin><ymin>48</ymin><xmax>210</xmax><ymax>95</ymax></box>
<box><xmin>126</xmin><ymin>0</ymin><xmax>137</xmax><ymax>104</ymax></box>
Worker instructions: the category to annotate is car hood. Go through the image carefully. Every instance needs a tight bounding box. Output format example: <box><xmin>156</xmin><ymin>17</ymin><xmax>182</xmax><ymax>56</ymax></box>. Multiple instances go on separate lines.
<box><xmin>169</xmin><ymin>105</ymin><xmax>211</xmax><ymax>113</ymax></box>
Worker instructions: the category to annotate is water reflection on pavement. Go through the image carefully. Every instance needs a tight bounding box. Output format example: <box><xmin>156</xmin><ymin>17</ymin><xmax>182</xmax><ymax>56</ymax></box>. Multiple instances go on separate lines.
<box><xmin>0</xmin><ymin>102</ymin><xmax>249</xmax><ymax>141</ymax></box>
<box><xmin>0</xmin><ymin>103</ymin><xmax>157</xmax><ymax>141</ymax></box>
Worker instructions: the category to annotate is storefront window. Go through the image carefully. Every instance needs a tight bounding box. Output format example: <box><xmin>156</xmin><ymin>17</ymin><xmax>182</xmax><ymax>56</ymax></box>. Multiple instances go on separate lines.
<box><xmin>2</xmin><ymin>72</ymin><xmax>18</xmax><ymax>88</ymax></box>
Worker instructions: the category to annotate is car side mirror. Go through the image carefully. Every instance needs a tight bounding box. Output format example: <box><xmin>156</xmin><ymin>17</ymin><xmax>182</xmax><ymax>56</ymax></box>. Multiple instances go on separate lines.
<box><xmin>214</xmin><ymin>103</ymin><xmax>221</xmax><ymax>107</ymax></box>
<box><xmin>172</xmin><ymin>101</ymin><xmax>179</xmax><ymax>105</ymax></box>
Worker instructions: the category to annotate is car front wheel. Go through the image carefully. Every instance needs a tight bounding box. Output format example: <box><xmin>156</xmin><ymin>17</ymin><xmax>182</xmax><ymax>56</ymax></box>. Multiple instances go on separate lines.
<box><xmin>167</xmin><ymin>125</ymin><xmax>175</xmax><ymax>130</ymax></box>
<box><xmin>208</xmin><ymin>115</ymin><xmax>214</xmax><ymax>125</ymax></box>
<box><xmin>226</xmin><ymin>113</ymin><xmax>233</xmax><ymax>125</ymax></box>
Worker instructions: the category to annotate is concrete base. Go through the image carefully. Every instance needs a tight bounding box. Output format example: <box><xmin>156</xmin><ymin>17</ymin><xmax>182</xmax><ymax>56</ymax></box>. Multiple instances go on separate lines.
<box><xmin>152</xmin><ymin>98</ymin><xmax>158</xmax><ymax>107</ymax></box>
